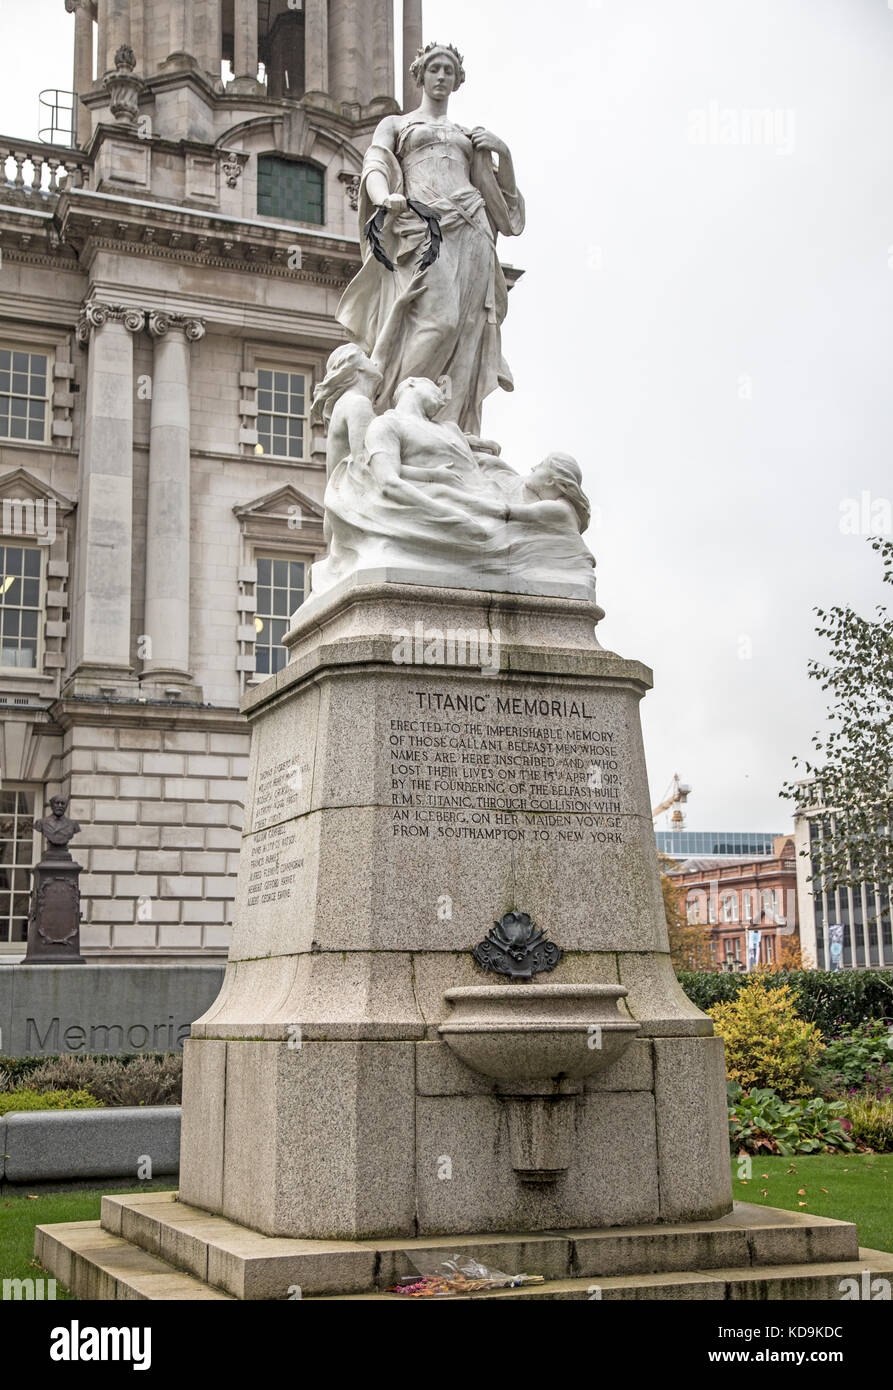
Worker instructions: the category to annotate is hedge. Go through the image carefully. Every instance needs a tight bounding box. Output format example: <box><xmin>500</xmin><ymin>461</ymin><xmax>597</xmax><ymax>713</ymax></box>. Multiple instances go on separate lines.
<box><xmin>678</xmin><ymin>970</ymin><xmax>893</xmax><ymax>1035</ymax></box>
<box><xmin>0</xmin><ymin>1087</ymin><xmax>103</xmax><ymax>1115</ymax></box>
<box><xmin>0</xmin><ymin>1053</ymin><xmax>173</xmax><ymax>1086</ymax></box>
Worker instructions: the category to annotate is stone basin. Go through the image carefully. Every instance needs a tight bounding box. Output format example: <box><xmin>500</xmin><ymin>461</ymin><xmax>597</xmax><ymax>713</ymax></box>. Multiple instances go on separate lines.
<box><xmin>439</xmin><ymin>983</ymin><xmax>641</xmax><ymax>1082</ymax></box>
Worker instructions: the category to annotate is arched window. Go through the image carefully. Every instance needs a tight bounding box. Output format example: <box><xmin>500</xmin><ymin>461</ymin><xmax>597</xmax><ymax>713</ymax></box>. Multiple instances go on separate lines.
<box><xmin>257</xmin><ymin>156</ymin><xmax>324</xmax><ymax>226</ymax></box>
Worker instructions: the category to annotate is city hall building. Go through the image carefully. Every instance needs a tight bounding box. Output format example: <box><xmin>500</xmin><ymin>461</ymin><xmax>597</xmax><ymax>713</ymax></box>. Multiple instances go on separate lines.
<box><xmin>0</xmin><ymin>0</ymin><xmax>423</xmax><ymax>960</ymax></box>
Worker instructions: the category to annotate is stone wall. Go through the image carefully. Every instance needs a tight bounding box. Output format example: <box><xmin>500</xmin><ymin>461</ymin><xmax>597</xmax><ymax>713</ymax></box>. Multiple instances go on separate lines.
<box><xmin>64</xmin><ymin>722</ymin><xmax>250</xmax><ymax>955</ymax></box>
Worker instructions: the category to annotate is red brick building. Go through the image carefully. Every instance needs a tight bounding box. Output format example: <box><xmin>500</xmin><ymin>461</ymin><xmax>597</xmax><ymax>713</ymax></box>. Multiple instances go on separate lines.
<box><xmin>666</xmin><ymin>835</ymin><xmax>800</xmax><ymax>971</ymax></box>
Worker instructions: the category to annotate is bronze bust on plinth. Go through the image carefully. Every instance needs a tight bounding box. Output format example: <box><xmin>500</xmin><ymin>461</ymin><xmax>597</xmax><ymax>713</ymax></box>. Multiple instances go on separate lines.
<box><xmin>23</xmin><ymin>795</ymin><xmax>85</xmax><ymax>965</ymax></box>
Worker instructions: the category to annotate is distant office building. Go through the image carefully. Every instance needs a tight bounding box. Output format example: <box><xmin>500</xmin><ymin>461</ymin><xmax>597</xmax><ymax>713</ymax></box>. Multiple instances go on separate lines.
<box><xmin>795</xmin><ymin>810</ymin><xmax>892</xmax><ymax>970</ymax></box>
<box><xmin>655</xmin><ymin>830</ymin><xmax>781</xmax><ymax>860</ymax></box>
<box><xmin>665</xmin><ymin>835</ymin><xmax>800</xmax><ymax>971</ymax></box>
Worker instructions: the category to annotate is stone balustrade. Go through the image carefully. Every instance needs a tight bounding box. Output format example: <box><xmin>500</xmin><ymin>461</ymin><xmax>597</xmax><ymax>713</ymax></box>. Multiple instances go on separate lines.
<box><xmin>0</xmin><ymin>136</ymin><xmax>91</xmax><ymax>197</ymax></box>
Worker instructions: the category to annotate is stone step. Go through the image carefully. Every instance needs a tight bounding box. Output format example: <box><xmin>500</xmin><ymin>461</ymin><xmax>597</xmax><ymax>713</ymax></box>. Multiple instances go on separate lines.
<box><xmin>35</xmin><ymin>1221</ymin><xmax>234</xmax><ymax>1301</ymax></box>
<box><xmin>38</xmin><ymin>1190</ymin><xmax>870</xmax><ymax>1301</ymax></box>
<box><xmin>36</xmin><ymin>1218</ymin><xmax>893</xmax><ymax>1303</ymax></box>
<box><xmin>315</xmin><ymin>1251</ymin><xmax>893</xmax><ymax>1301</ymax></box>
<box><xmin>102</xmin><ymin>1192</ymin><xmax>862</xmax><ymax>1299</ymax></box>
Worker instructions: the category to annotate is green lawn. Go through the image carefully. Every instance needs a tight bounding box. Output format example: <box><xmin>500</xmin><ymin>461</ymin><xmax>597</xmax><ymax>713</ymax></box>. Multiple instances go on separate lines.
<box><xmin>733</xmin><ymin>1153</ymin><xmax>893</xmax><ymax>1253</ymax></box>
<box><xmin>0</xmin><ymin>1182</ymin><xmax>177</xmax><ymax>1299</ymax></box>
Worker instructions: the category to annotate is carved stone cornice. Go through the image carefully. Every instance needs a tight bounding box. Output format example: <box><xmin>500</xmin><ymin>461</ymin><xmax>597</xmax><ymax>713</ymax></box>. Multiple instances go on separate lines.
<box><xmin>147</xmin><ymin>311</ymin><xmax>206</xmax><ymax>342</ymax></box>
<box><xmin>76</xmin><ymin>301</ymin><xmax>146</xmax><ymax>344</ymax></box>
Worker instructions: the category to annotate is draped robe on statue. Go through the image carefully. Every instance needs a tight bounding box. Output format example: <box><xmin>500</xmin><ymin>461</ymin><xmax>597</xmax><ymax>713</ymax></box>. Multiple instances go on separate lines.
<box><xmin>337</xmin><ymin>119</ymin><xmax>525</xmax><ymax>436</ymax></box>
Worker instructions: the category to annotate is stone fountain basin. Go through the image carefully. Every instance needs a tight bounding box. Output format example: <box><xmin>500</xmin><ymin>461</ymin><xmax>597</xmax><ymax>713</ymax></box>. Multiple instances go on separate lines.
<box><xmin>439</xmin><ymin>983</ymin><xmax>641</xmax><ymax>1082</ymax></box>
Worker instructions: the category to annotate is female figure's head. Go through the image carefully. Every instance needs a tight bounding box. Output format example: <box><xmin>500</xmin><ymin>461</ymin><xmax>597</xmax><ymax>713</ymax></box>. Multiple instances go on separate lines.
<box><xmin>394</xmin><ymin>376</ymin><xmax>448</xmax><ymax>419</ymax></box>
<box><xmin>311</xmin><ymin>344</ymin><xmax>382</xmax><ymax>427</ymax></box>
<box><xmin>410</xmin><ymin>42</ymin><xmax>465</xmax><ymax>101</ymax></box>
<box><xmin>527</xmin><ymin>453</ymin><xmax>591</xmax><ymax>533</ymax></box>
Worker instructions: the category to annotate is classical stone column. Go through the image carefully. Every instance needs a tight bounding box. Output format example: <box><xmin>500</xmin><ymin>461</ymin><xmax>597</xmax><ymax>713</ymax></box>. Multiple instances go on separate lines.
<box><xmin>233</xmin><ymin>0</ymin><xmax>259</xmax><ymax>83</ymax></box>
<box><xmin>168</xmin><ymin>0</ymin><xmax>195</xmax><ymax>61</ymax></box>
<box><xmin>329</xmin><ymin>0</ymin><xmax>372</xmax><ymax>105</ymax></box>
<box><xmin>65</xmin><ymin>0</ymin><xmax>95</xmax><ymax>146</ymax></box>
<box><xmin>304</xmin><ymin>0</ymin><xmax>329</xmax><ymax>94</ymax></box>
<box><xmin>71</xmin><ymin>303</ymin><xmax>145</xmax><ymax>687</ymax></box>
<box><xmin>403</xmin><ymin>0</ymin><xmax>423</xmax><ymax>111</ymax></box>
<box><xmin>100</xmin><ymin>0</ymin><xmax>131</xmax><ymax>72</ymax></box>
<box><xmin>191</xmin><ymin>0</ymin><xmax>223</xmax><ymax>77</ymax></box>
<box><xmin>372</xmin><ymin>0</ymin><xmax>394</xmax><ymax>101</ymax></box>
<box><xmin>143</xmin><ymin>313</ymin><xmax>205</xmax><ymax>683</ymax></box>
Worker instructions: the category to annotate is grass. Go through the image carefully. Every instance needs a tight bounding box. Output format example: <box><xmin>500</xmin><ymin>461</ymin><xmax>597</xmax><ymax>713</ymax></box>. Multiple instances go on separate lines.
<box><xmin>732</xmin><ymin>1153</ymin><xmax>893</xmax><ymax>1252</ymax></box>
<box><xmin>0</xmin><ymin>1181</ymin><xmax>178</xmax><ymax>1299</ymax></box>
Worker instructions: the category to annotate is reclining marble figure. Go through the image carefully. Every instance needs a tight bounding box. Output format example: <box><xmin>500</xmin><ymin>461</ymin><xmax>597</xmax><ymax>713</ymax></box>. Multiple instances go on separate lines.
<box><xmin>310</xmin><ymin>361</ymin><xmax>596</xmax><ymax>598</ymax></box>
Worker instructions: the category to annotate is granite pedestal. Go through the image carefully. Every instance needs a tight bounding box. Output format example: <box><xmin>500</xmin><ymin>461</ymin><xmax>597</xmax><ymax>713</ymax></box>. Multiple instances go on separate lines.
<box><xmin>38</xmin><ymin>578</ymin><xmax>882</xmax><ymax>1298</ymax></box>
<box><xmin>174</xmin><ymin>577</ymin><xmax>731</xmax><ymax>1239</ymax></box>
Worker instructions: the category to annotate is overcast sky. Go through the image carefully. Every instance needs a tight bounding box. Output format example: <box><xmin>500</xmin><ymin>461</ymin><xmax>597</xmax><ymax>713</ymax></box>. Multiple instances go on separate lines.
<box><xmin>1</xmin><ymin>0</ymin><xmax>891</xmax><ymax>833</ymax></box>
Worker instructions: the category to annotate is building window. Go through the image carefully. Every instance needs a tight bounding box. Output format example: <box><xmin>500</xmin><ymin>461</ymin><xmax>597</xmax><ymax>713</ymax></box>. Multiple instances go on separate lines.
<box><xmin>723</xmin><ymin>936</ymin><xmax>742</xmax><ymax>965</ymax></box>
<box><xmin>686</xmin><ymin>895</ymin><xmax>700</xmax><ymax>925</ymax></box>
<box><xmin>761</xmin><ymin>888</ymin><xmax>782</xmax><ymax>923</ymax></box>
<box><xmin>0</xmin><ymin>348</ymin><xmax>50</xmax><ymax>444</ymax></box>
<box><xmin>765</xmin><ymin>933</ymin><xmax>775</xmax><ymax>962</ymax></box>
<box><xmin>257</xmin><ymin>157</ymin><xmax>324</xmax><ymax>225</ymax></box>
<box><xmin>0</xmin><ymin>786</ymin><xmax>37</xmax><ymax>943</ymax></box>
<box><xmin>721</xmin><ymin>893</ymin><xmax>739</xmax><ymax>923</ymax></box>
<box><xmin>743</xmin><ymin>890</ymin><xmax>753</xmax><ymax>922</ymax></box>
<box><xmin>0</xmin><ymin>544</ymin><xmax>42</xmax><ymax>669</ymax></box>
<box><xmin>256</xmin><ymin>367</ymin><xmax>308</xmax><ymax>460</ymax></box>
<box><xmin>254</xmin><ymin>556</ymin><xmax>306</xmax><ymax>676</ymax></box>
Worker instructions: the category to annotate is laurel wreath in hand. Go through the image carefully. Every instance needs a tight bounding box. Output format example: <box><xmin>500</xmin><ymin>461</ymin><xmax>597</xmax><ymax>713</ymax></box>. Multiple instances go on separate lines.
<box><xmin>364</xmin><ymin>200</ymin><xmax>443</xmax><ymax>274</ymax></box>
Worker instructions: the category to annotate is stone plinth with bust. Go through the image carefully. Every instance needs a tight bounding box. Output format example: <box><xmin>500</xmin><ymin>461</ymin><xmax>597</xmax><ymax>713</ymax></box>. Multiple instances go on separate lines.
<box><xmin>23</xmin><ymin>796</ymin><xmax>85</xmax><ymax>966</ymax></box>
<box><xmin>36</xmin><ymin>38</ymin><xmax>893</xmax><ymax>1301</ymax></box>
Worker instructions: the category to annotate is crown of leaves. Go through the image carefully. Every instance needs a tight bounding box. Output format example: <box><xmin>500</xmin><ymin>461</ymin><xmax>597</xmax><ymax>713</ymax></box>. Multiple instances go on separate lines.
<box><xmin>411</xmin><ymin>41</ymin><xmax>466</xmax><ymax>87</ymax></box>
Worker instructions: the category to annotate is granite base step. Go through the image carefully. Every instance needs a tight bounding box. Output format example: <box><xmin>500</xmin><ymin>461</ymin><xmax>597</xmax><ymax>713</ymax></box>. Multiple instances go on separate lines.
<box><xmin>35</xmin><ymin>1192</ymin><xmax>893</xmax><ymax>1302</ymax></box>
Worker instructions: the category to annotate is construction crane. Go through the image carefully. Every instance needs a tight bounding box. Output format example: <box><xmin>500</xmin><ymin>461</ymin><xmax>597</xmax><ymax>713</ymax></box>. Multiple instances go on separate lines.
<box><xmin>652</xmin><ymin>774</ymin><xmax>692</xmax><ymax>829</ymax></box>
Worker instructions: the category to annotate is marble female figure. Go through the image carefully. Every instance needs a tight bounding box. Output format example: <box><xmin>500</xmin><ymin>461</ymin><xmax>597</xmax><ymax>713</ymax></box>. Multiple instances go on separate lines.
<box><xmin>337</xmin><ymin>43</ymin><xmax>525</xmax><ymax>437</ymax></box>
<box><xmin>310</xmin><ymin>376</ymin><xmax>492</xmax><ymax>595</ymax></box>
<box><xmin>310</xmin><ymin>344</ymin><xmax>383</xmax><ymax>480</ymax></box>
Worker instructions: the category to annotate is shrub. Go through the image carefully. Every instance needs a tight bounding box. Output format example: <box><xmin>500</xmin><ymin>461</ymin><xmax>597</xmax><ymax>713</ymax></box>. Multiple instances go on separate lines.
<box><xmin>810</xmin><ymin>1020</ymin><xmax>893</xmax><ymax>1098</ymax></box>
<box><xmin>844</xmin><ymin>1096</ymin><xmax>893</xmax><ymax>1152</ymax></box>
<box><xmin>728</xmin><ymin>1083</ymin><xmax>854</xmax><ymax>1156</ymax></box>
<box><xmin>707</xmin><ymin>977</ymin><xmax>825</xmax><ymax>1098</ymax></box>
<box><xmin>679</xmin><ymin>969</ymin><xmax>893</xmax><ymax>1034</ymax></box>
<box><xmin>21</xmin><ymin>1054</ymin><xmax>182</xmax><ymax>1107</ymax></box>
<box><xmin>0</xmin><ymin>1088</ymin><xmax>103</xmax><ymax>1115</ymax></box>
<box><xmin>0</xmin><ymin>1052</ymin><xmax>174</xmax><ymax>1087</ymax></box>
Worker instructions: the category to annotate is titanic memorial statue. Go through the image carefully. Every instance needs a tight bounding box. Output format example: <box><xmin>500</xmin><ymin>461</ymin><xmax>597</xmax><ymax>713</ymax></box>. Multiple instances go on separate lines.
<box><xmin>42</xmin><ymin>37</ymin><xmax>875</xmax><ymax>1304</ymax></box>
<box><xmin>174</xmin><ymin>40</ymin><xmax>734</xmax><ymax>1245</ymax></box>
